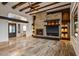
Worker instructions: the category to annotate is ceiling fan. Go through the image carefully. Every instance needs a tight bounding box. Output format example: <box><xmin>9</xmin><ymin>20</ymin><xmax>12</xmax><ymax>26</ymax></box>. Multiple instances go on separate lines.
<box><xmin>28</xmin><ymin>2</ymin><xmax>40</xmax><ymax>12</ymax></box>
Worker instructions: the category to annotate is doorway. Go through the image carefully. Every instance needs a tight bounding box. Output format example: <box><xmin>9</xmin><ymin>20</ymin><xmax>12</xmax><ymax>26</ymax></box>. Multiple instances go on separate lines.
<box><xmin>8</xmin><ymin>23</ymin><xmax>16</xmax><ymax>38</ymax></box>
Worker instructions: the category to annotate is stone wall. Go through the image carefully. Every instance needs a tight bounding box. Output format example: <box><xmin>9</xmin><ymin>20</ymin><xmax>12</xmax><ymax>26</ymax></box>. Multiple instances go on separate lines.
<box><xmin>34</xmin><ymin>12</ymin><xmax>62</xmax><ymax>38</ymax></box>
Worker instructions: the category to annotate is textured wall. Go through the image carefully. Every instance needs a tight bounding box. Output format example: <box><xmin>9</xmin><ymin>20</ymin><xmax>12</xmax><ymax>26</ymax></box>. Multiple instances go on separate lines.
<box><xmin>70</xmin><ymin>2</ymin><xmax>79</xmax><ymax>56</ymax></box>
<box><xmin>34</xmin><ymin>12</ymin><xmax>46</xmax><ymax>36</ymax></box>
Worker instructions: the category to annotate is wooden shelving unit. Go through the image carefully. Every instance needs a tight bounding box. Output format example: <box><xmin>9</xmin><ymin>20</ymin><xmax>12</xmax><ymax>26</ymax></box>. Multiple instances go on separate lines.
<box><xmin>61</xmin><ymin>24</ymin><xmax>70</xmax><ymax>40</ymax></box>
<box><xmin>61</xmin><ymin>9</ymin><xmax>70</xmax><ymax>40</ymax></box>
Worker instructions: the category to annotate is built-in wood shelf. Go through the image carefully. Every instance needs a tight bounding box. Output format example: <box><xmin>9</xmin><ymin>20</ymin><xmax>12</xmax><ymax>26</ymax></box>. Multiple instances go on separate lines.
<box><xmin>61</xmin><ymin>24</ymin><xmax>70</xmax><ymax>40</ymax></box>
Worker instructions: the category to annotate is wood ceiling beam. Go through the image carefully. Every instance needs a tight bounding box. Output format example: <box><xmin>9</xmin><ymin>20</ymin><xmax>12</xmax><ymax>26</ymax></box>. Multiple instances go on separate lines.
<box><xmin>19</xmin><ymin>2</ymin><xmax>42</xmax><ymax>12</ymax></box>
<box><xmin>33</xmin><ymin>2</ymin><xmax>60</xmax><ymax>11</ymax></box>
<box><xmin>0</xmin><ymin>16</ymin><xmax>28</xmax><ymax>23</ymax></box>
<box><xmin>30</xmin><ymin>3</ymin><xmax>71</xmax><ymax>15</ymax></box>
<box><xmin>31</xmin><ymin>2</ymin><xmax>41</xmax><ymax>6</ymax></box>
<box><xmin>2</xmin><ymin>2</ymin><xmax>8</xmax><ymax>5</ymax></box>
<box><xmin>12</xmin><ymin>2</ymin><xmax>26</xmax><ymax>9</ymax></box>
<box><xmin>25</xmin><ymin>2</ymin><xmax>60</xmax><ymax>14</ymax></box>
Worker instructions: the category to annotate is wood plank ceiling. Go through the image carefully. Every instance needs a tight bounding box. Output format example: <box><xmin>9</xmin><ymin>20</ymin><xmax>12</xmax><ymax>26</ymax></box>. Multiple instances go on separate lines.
<box><xmin>2</xmin><ymin>2</ymin><xmax>71</xmax><ymax>15</ymax></box>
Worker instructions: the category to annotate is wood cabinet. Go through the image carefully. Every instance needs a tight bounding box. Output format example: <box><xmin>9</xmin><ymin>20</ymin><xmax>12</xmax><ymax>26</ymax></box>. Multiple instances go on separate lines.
<box><xmin>62</xmin><ymin>9</ymin><xmax>70</xmax><ymax>22</ymax></box>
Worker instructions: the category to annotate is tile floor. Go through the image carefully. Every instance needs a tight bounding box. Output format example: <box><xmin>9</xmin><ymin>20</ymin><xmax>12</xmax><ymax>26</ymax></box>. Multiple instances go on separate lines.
<box><xmin>0</xmin><ymin>37</ymin><xmax>76</xmax><ymax>56</ymax></box>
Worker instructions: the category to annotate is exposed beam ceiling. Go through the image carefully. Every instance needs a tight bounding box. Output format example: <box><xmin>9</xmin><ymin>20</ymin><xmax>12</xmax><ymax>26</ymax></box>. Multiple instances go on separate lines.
<box><xmin>25</xmin><ymin>2</ymin><xmax>60</xmax><ymax>14</ymax></box>
<box><xmin>19</xmin><ymin>2</ymin><xmax>42</xmax><ymax>12</ymax></box>
<box><xmin>30</xmin><ymin>3</ymin><xmax>71</xmax><ymax>15</ymax></box>
<box><xmin>47</xmin><ymin>5</ymin><xmax>70</xmax><ymax>14</ymax></box>
<box><xmin>2</xmin><ymin>2</ymin><xmax>8</xmax><ymax>5</ymax></box>
<box><xmin>33</xmin><ymin>2</ymin><xmax>60</xmax><ymax>10</ymax></box>
<box><xmin>1</xmin><ymin>2</ymin><xmax>71</xmax><ymax>16</ymax></box>
<box><xmin>12</xmin><ymin>2</ymin><xmax>26</xmax><ymax>9</ymax></box>
<box><xmin>47</xmin><ymin>8</ymin><xmax>70</xmax><ymax>14</ymax></box>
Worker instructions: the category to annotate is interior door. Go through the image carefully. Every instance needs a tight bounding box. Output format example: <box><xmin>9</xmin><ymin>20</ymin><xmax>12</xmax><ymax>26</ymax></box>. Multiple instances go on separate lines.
<box><xmin>8</xmin><ymin>23</ymin><xmax>16</xmax><ymax>38</ymax></box>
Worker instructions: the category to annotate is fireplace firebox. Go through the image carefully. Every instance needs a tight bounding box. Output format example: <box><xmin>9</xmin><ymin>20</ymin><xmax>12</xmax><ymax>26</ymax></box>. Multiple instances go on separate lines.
<box><xmin>36</xmin><ymin>29</ymin><xmax>43</xmax><ymax>35</ymax></box>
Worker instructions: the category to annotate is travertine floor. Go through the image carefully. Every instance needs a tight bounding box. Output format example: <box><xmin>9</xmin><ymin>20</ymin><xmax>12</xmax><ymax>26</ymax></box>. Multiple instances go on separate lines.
<box><xmin>0</xmin><ymin>37</ymin><xmax>76</xmax><ymax>56</ymax></box>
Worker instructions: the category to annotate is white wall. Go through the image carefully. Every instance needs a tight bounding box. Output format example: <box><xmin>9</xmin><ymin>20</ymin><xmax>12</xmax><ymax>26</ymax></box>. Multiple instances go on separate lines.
<box><xmin>0</xmin><ymin>3</ymin><xmax>29</xmax><ymax>18</ymax></box>
<box><xmin>0</xmin><ymin>19</ymin><xmax>8</xmax><ymax>42</ymax></box>
<box><xmin>26</xmin><ymin>15</ymin><xmax>33</xmax><ymax>37</ymax></box>
<box><xmin>16</xmin><ymin>22</ymin><xmax>31</xmax><ymax>37</ymax></box>
<box><xmin>0</xmin><ymin>3</ymin><xmax>33</xmax><ymax>38</ymax></box>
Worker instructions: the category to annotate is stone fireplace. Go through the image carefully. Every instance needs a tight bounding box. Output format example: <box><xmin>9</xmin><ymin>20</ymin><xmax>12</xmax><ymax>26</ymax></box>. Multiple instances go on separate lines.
<box><xmin>33</xmin><ymin>12</ymin><xmax>62</xmax><ymax>39</ymax></box>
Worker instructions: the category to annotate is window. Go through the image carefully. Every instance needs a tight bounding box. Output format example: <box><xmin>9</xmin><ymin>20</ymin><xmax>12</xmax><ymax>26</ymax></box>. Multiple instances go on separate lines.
<box><xmin>74</xmin><ymin>13</ymin><xmax>78</xmax><ymax>37</ymax></box>
<box><xmin>9</xmin><ymin>24</ymin><xmax>16</xmax><ymax>33</ymax></box>
<box><xmin>73</xmin><ymin>8</ymin><xmax>78</xmax><ymax>37</ymax></box>
<box><xmin>23</xmin><ymin>25</ymin><xmax>26</xmax><ymax>32</ymax></box>
<box><xmin>9</xmin><ymin>25</ymin><xmax>12</xmax><ymax>33</ymax></box>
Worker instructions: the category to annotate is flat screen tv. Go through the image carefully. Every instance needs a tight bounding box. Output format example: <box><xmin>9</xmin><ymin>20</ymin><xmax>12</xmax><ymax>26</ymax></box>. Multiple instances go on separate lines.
<box><xmin>46</xmin><ymin>26</ymin><xmax>59</xmax><ymax>36</ymax></box>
